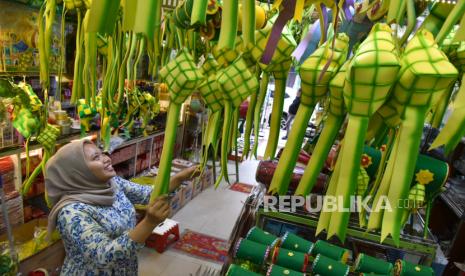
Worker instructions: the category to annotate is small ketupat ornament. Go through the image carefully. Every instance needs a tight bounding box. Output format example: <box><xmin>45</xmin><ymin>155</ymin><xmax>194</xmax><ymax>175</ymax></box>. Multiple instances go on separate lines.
<box><xmin>12</xmin><ymin>108</ymin><xmax>40</xmax><ymax>139</ymax></box>
<box><xmin>214</xmin><ymin>56</ymin><xmax>259</xmax><ymax>185</ymax></box>
<box><xmin>77</xmin><ymin>99</ymin><xmax>97</xmax><ymax>134</ymax></box>
<box><xmin>198</xmin><ymin>69</ymin><xmax>224</xmax><ymax>172</ymax></box>
<box><xmin>151</xmin><ymin>50</ymin><xmax>204</xmax><ymax>201</ymax></box>
<box><xmin>22</xmin><ymin>124</ymin><xmax>60</xmax><ymax>196</ymax></box>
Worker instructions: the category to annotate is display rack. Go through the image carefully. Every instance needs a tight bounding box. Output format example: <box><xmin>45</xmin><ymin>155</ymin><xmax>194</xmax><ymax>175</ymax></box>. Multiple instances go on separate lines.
<box><xmin>255</xmin><ymin>208</ymin><xmax>438</xmax><ymax>266</ymax></box>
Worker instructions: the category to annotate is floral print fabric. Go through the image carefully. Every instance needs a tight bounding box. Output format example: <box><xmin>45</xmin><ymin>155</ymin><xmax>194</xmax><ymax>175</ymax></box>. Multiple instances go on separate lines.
<box><xmin>56</xmin><ymin>176</ymin><xmax>153</xmax><ymax>276</ymax></box>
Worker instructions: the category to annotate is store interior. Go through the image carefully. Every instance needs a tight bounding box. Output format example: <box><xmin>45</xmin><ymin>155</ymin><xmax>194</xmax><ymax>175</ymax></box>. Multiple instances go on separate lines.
<box><xmin>1</xmin><ymin>0</ymin><xmax>465</xmax><ymax>275</ymax></box>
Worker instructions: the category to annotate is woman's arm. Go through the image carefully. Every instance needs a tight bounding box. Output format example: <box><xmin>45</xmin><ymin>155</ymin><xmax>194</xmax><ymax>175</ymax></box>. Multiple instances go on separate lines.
<box><xmin>57</xmin><ymin>200</ymin><xmax>169</xmax><ymax>267</ymax></box>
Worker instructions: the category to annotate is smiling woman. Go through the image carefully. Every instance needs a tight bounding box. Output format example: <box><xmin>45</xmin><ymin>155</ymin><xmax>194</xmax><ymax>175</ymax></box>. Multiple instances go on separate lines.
<box><xmin>43</xmin><ymin>139</ymin><xmax>194</xmax><ymax>275</ymax></box>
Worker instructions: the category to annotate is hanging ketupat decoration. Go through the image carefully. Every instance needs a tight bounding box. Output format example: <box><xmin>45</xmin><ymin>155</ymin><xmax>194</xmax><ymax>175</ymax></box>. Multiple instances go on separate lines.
<box><xmin>268</xmin><ymin>33</ymin><xmax>349</xmax><ymax>195</ymax></box>
<box><xmin>318</xmin><ymin>23</ymin><xmax>400</xmax><ymax>242</ymax></box>
<box><xmin>294</xmin><ymin>58</ymin><xmax>350</xmax><ymax>196</ymax></box>
<box><xmin>215</xmin><ymin>57</ymin><xmax>259</xmax><ymax>185</ymax></box>
<box><xmin>151</xmin><ymin>50</ymin><xmax>204</xmax><ymax>201</ymax></box>
<box><xmin>368</xmin><ymin>30</ymin><xmax>458</xmax><ymax>245</ymax></box>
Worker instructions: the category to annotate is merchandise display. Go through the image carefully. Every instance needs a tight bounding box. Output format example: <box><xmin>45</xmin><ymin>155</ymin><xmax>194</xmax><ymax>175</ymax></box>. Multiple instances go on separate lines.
<box><xmin>0</xmin><ymin>0</ymin><xmax>464</xmax><ymax>274</ymax></box>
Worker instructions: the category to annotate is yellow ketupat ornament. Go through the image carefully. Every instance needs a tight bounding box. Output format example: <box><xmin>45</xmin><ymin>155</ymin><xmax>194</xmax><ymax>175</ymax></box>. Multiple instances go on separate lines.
<box><xmin>368</xmin><ymin>30</ymin><xmax>458</xmax><ymax>245</ymax></box>
<box><xmin>269</xmin><ymin>33</ymin><xmax>349</xmax><ymax>196</ymax></box>
<box><xmin>150</xmin><ymin>50</ymin><xmax>204</xmax><ymax>202</ymax></box>
<box><xmin>319</xmin><ymin>23</ymin><xmax>400</xmax><ymax>242</ymax></box>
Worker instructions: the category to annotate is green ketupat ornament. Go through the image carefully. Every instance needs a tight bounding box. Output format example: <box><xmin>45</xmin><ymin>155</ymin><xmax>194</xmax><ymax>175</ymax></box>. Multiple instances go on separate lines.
<box><xmin>77</xmin><ymin>99</ymin><xmax>97</xmax><ymax>135</ymax></box>
<box><xmin>215</xmin><ymin>56</ymin><xmax>259</xmax><ymax>185</ymax></box>
<box><xmin>248</xmin><ymin>23</ymin><xmax>296</xmax><ymax>160</ymax></box>
<box><xmin>198</xmin><ymin>55</ymin><xmax>224</xmax><ymax>172</ymax></box>
<box><xmin>295</xmin><ymin>59</ymin><xmax>349</xmax><ymax>196</ymax></box>
<box><xmin>268</xmin><ymin>33</ymin><xmax>348</xmax><ymax>195</ymax></box>
<box><xmin>22</xmin><ymin>124</ymin><xmax>60</xmax><ymax>198</ymax></box>
<box><xmin>150</xmin><ymin>50</ymin><xmax>204</xmax><ymax>202</ymax></box>
<box><xmin>321</xmin><ymin>23</ymin><xmax>400</xmax><ymax>242</ymax></box>
<box><xmin>368</xmin><ymin>30</ymin><xmax>458</xmax><ymax>245</ymax></box>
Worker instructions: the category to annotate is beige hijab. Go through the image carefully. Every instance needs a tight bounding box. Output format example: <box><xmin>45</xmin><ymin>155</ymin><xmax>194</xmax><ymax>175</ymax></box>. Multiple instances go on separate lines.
<box><xmin>45</xmin><ymin>139</ymin><xmax>115</xmax><ymax>235</ymax></box>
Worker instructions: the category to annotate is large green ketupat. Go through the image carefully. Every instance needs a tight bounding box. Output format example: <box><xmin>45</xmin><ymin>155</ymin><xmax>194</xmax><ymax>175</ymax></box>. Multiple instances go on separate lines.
<box><xmin>151</xmin><ymin>50</ymin><xmax>204</xmax><ymax>202</ymax></box>
<box><xmin>368</xmin><ymin>30</ymin><xmax>458</xmax><ymax>245</ymax></box>
<box><xmin>294</xmin><ymin>60</ymin><xmax>349</xmax><ymax>196</ymax></box>
<box><xmin>215</xmin><ymin>57</ymin><xmax>259</xmax><ymax>185</ymax></box>
<box><xmin>320</xmin><ymin>24</ymin><xmax>400</xmax><ymax>242</ymax></box>
<box><xmin>268</xmin><ymin>33</ymin><xmax>349</xmax><ymax>195</ymax></box>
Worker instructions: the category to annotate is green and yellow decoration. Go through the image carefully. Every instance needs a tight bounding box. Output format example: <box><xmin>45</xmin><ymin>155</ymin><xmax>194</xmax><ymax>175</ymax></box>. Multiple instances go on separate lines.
<box><xmin>368</xmin><ymin>30</ymin><xmax>458</xmax><ymax>245</ymax></box>
<box><xmin>318</xmin><ymin>23</ymin><xmax>400</xmax><ymax>242</ymax></box>
<box><xmin>151</xmin><ymin>50</ymin><xmax>204</xmax><ymax>201</ymax></box>
<box><xmin>268</xmin><ymin>33</ymin><xmax>349</xmax><ymax>195</ymax></box>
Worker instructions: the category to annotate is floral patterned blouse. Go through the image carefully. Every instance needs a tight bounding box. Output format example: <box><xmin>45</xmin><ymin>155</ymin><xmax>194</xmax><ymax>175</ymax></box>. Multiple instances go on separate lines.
<box><xmin>56</xmin><ymin>176</ymin><xmax>153</xmax><ymax>276</ymax></box>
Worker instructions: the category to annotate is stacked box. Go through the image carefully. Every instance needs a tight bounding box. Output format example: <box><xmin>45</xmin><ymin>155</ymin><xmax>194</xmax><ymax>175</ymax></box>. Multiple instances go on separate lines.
<box><xmin>180</xmin><ymin>181</ymin><xmax>193</xmax><ymax>206</ymax></box>
<box><xmin>192</xmin><ymin>178</ymin><xmax>203</xmax><ymax>197</ymax></box>
<box><xmin>169</xmin><ymin>188</ymin><xmax>182</xmax><ymax>215</ymax></box>
<box><xmin>0</xmin><ymin>196</ymin><xmax>24</xmax><ymax>234</ymax></box>
<box><xmin>202</xmin><ymin>167</ymin><xmax>214</xmax><ymax>190</ymax></box>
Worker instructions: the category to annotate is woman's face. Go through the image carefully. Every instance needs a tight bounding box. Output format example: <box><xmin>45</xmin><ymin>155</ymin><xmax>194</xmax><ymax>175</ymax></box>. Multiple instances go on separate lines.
<box><xmin>83</xmin><ymin>143</ymin><xmax>116</xmax><ymax>182</ymax></box>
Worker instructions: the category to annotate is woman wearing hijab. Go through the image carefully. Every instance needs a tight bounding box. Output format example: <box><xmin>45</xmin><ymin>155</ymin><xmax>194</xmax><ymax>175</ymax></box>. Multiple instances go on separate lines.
<box><xmin>45</xmin><ymin>139</ymin><xmax>196</xmax><ymax>275</ymax></box>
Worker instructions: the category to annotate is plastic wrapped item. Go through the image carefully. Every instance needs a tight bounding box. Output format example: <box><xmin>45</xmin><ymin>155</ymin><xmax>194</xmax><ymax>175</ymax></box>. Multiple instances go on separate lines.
<box><xmin>312</xmin><ymin>240</ymin><xmax>350</xmax><ymax>263</ymax></box>
<box><xmin>233</xmin><ymin>238</ymin><xmax>270</xmax><ymax>265</ymax></box>
<box><xmin>245</xmin><ymin>227</ymin><xmax>280</xmax><ymax>247</ymax></box>
<box><xmin>354</xmin><ymin>253</ymin><xmax>393</xmax><ymax>274</ymax></box>
<box><xmin>280</xmin><ymin>232</ymin><xmax>314</xmax><ymax>254</ymax></box>
<box><xmin>312</xmin><ymin>254</ymin><xmax>350</xmax><ymax>276</ymax></box>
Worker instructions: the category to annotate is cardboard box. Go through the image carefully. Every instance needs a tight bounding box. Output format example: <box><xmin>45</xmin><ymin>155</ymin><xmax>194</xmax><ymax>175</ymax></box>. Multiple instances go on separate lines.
<box><xmin>169</xmin><ymin>188</ymin><xmax>182</xmax><ymax>215</ymax></box>
<box><xmin>180</xmin><ymin>181</ymin><xmax>193</xmax><ymax>206</ymax></box>
<box><xmin>192</xmin><ymin>178</ymin><xmax>203</xmax><ymax>197</ymax></box>
<box><xmin>201</xmin><ymin>168</ymin><xmax>214</xmax><ymax>190</ymax></box>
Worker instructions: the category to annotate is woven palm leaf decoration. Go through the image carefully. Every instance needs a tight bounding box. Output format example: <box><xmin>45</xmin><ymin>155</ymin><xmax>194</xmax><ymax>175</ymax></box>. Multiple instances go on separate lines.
<box><xmin>214</xmin><ymin>57</ymin><xmax>259</xmax><ymax>185</ymax></box>
<box><xmin>319</xmin><ymin>23</ymin><xmax>400</xmax><ymax>242</ymax></box>
<box><xmin>268</xmin><ymin>33</ymin><xmax>349</xmax><ymax>196</ymax></box>
<box><xmin>368</xmin><ymin>30</ymin><xmax>458</xmax><ymax>245</ymax></box>
<box><xmin>151</xmin><ymin>49</ymin><xmax>204</xmax><ymax>202</ymax></box>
